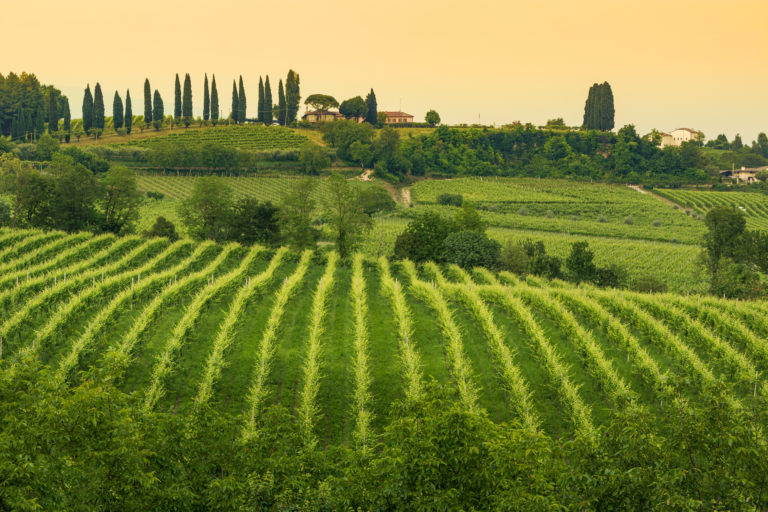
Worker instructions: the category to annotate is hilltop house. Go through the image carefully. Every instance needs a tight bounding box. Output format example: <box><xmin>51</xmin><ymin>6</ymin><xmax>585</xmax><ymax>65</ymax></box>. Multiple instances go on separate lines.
<box><xmin>667</xmin><ymin>128</ymin><xmax>701</xmax><ymax>147</ymax></box>
<box><xmin>302</xmin><ymin>110</ymin><xmax>346</xmax><ymax>123</ymax></box>
<box><xmin>383</xmin><ymin>111</ymin><xmax>414</xmax><ymax>124</ymax></box>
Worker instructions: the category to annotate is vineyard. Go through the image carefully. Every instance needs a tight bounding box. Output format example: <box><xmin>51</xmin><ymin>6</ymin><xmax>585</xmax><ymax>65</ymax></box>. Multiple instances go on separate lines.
<box><xmin>122</xmin><ymin>125</ymin><xmax>311</xmax><ymax>151</ymax></box>
<box><xmin>2</xmin><ymin>227</ymin><xmax>766</xmax><ymax>448</ymax></box>
<box><xmin>656</xmin><ymin>188</ymin><xmax>768</xmax><ymax>231</ymax></box>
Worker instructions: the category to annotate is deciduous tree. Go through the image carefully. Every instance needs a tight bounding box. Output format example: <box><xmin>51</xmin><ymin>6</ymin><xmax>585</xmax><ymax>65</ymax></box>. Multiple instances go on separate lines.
<box><xmin>305</xmin><ymin>94</ymin><xmax>338</xmax><ymax>112</ymax></box>
<box><xmin>180</xmin><ymin>176</ymin><xmax>233</xmax><ymax>241</ymax></box>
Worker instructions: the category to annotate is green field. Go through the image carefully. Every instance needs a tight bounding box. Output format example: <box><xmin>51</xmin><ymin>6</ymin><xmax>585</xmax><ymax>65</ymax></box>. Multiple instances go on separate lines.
<box><xmin>656</xmin><ymin>188</ymin><xmax>768</xmax><ymax>231</ymax></box>
<box><xmin>1</xmin><ymin>228</ymin><xmax>766</xmax><ymax>448</ymax></box>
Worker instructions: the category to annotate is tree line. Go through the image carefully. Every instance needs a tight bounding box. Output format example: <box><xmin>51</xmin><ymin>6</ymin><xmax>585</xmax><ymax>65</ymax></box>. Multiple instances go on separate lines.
<box><xmin>0</xmin><ymin>72</ymin><xmax>69</xmax><ymax>143</ymax></box>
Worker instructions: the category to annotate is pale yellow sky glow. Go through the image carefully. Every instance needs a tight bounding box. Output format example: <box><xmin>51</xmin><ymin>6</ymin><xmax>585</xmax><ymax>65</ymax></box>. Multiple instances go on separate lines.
<box><xmin>2</xmin><ymin>0</ymin><xmax>766</xmax><ymax>140</ymax></box>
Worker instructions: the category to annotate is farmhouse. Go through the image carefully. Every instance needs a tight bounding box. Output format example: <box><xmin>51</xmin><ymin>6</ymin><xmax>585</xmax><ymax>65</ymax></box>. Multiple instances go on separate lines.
<box><xmin>302</xmin><ymin>110</ymin><xmax>346</xmax><ymax>123</ymax></box>
<box><xmin>383</xmin><ymin>111</ymin><xmax>414</xmax><ymax>124</ymax></box>
<box><xmin>666</xmin><ymin>128</ymin><xmax>701</xmax><ymax>147</ymax></box>
<box><xmin>719</xmin><ymin>166</ymin><xmax>768</xmax><ymax>183</ymax></box>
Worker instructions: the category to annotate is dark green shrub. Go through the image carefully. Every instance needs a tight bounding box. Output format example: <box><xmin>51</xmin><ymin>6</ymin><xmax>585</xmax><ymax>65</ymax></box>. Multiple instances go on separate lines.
<box><xmin>436</xmin><ymin>193</ymin><xmax>463</xmax><ymax>207</ymax></box>
<box><xmin>440</xmin><ymin>230</ymin><xmax>501</xmax><ymax>269</ymax></box>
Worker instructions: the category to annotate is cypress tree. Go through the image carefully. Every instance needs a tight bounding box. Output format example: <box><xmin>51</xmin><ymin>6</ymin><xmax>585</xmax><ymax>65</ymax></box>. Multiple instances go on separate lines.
<box><xmin>210</xmin><ymin>75</ymin><xmax>219</xmax><ymax>125</ymax></box>
<box><xmin>264</xmin><ymin>76</ymin><xmax>273</xmax><ymax>124</ymax></box>
<box><xmin>365</xmin><ymin>88</ymin><xmax>377</xmax><ymax>125</ymax></box>
<box><xmin>182</xmin><ymin>73</ymin><xmax>193</xmax><ymax>127</ymax></box>
<box><xmin>285</xmin><ymin>69</ymin><xmax>301</xmax><ymax>124</ymax></box>
<box><xmin>152</xmin><ymin>90</ymin><xmax>164</xmax><ymax>129</ymax></box>
<box><xmin>48</xmin><ymin>92</ymin><xmax>58</xmax><ymax>133</ymax></box>
<box><xmin>82</xmin><ymin>84</ymin><xmax>93</xmax><ymax>133</ymax></box>
<box><xmin>125</xmin><ymin>90</ymin><xmax>132</xmax><ymax>135</ymax></box>
<box><xmin>62</xmin><ymin>97</ymin><xmax>71</xmax><ymax>142</ymax></box>
<box><xmin>113</xmin><ymin>91</ymin><xmax>124</xmax><ymax>131</ymax></box>
<box><xmin>174</xmin><ymin>73</ymin><xmax>182</xmax><ymax>121</ymax></box>
<box><xmin>203</xmin><ymin>74</ymin><xmax>210</xmax><ymax>121</ymax></box>
<box><xmin>143</xmin><ymin>79</ymin><xmax>152</xmax><ymax>125</ymax></box>
<box><xmin>238</xmin><ymin>76</ymin><xmax>246</xmax><ymax>123</ymax></box>
<box><xmin>600</xmin><ymin>82</ymin><xmax>615</xmax><ymax>131</ymax></box>
<box><xmin>231</xmin><ymin>80</ymin><xmax>239</xmax><ymax>123</ymax></box>
<box><xmin>257</xmin><ymin>77</ymin><xmax>264</xmax><ymax>123</ymax></box>
<box><xmin>35</xmin><ymin>106</ymin><xmax>45</xmax><ymax>140</ymax></box>
<box><xmin>582</xmin><ymin>84</ymin><xmax>594</xmax><ymax>129</ymax></box>
<box><xmin>277</xmin><ymin>79</ymin><xmax>286</xmax><ymax>126</ymax></box>
<box><xmin>93</xmin><ymin>83</ymin><xmax>105</xmax><ymax>132</ymax></box>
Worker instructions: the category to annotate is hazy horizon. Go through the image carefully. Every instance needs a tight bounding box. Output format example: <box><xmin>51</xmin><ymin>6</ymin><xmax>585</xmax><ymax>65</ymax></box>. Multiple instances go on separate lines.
<box><xmin>2</xmin><ymin>0</ymin><xmax>766</xmax><ymax>141</ymax></box>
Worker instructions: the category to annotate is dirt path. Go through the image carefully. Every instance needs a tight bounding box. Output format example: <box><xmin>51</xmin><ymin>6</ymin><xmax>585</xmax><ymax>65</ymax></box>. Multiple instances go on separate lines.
<box><xmin>627</xmin><ymin>184</ymin><xmax>680</xmax><ymax>208</ymax></box>
<box><xmin>401</xmin><ymin>187</ymin><xmax>412</xmax><ymax>206</ymax></box>
<box><xmin>358</xmin><ymin>169</ymin><xmax>374</xmax><ymax>181</ymax></box>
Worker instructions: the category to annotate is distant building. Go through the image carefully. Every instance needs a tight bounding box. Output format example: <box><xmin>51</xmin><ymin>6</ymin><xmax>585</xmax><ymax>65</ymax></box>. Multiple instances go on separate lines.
<box><xmin>667</xmin><ymin>128</ymin><xmax>701</xmax><ymax>147</ymax></box>
<box><xmin>719</xmin><ymin>166</ymin><xmax>768</xmax><ymax>183</ymax></box>
<box><xmin>659</xmin><ymin>132</ymin><xmax>675</xmax><ymax>148</ymax></box>
<box><xmin>383</xmin><ymin>111</ymin><xmax>414</xmax><ymax>124</ymax></box>
<box><xmin>302</xmin><ymin>110</ymin><xmax>345</xmax><ymax>123</ymax></box>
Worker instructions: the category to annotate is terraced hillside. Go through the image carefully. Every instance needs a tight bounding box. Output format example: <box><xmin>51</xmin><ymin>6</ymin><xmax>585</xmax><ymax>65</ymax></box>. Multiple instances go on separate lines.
<box><xmin>2</xmin><ymin>228</ymin><xmax>766</xmax><ymax>447</ymax></box>
<box><xmin>656</xmin><ymin>188</ymin><xmax>768</xmax><ymax>231</ymax></box>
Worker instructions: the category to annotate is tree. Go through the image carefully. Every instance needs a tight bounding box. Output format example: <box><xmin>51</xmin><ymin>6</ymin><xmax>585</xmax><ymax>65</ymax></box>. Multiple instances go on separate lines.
<box><xmin>453</xmin><ymin>201</ymin><xmax>485</xmax><ymax>232</ymax></box>
<box><xmin>143</xmin><ymin>216</ymin><xmax>179</xmax><ymax>241</ymax></box>
<box><xmin>48</xmin><ymin>154</ymin><xmax>100</xmax><ymax>232</ymax></box>
<box><xmin>565</xmin><ymin>241</ymin><xmax>597</xmax><ymax>283</ymax></box>
<box><xmin>349</xmin><ymin>140</ymin><xmax>373</xmax><ymax>169</ymax></box>
<box><xmin>394</xmin><ymin>212</ymin><xmax>458</xmax><ymax>262</ymax></box>
<box><xmin>174</xmin><ymin>74</ymin><xmax>182</xmax><ymax>121</ymax></box>
<box><xmin>35</xmin><ymin>133</ymin><xmax>59</xmax><ymax>160</ymax></box>
<box><xmin>425</xmin><ymin>110</ymin><xmax>440</xmax><ymax>126</ymax></box>
<box><xmin>257</xmin><ymin>77</ymin><xmax>265</xmax><ymax>122</ymax></box>
<box><xmin>582</xmin><ymin>81</ymin><xmax>614</xmax><ymax>130</ymax></box>
<box><xmin>180</xmin><ymin>176</ymin><xmax>233</xmax><ymax>241</ymax></box>
<box><xmin>277</xmin><ymin>79</ymin><xmax>286</xmax><ymax>125</ymax></box>
<box><xmin>238</xmin><ymin>76</ymin><xmax>246</xmax><ymax>123</ymax></box>
<box><xmin>124</xmin><ymin>90</ymin><xmax>132</xmax><ymax>135</ymax></box>
<box><xmin>279</xmin><ymin>177</ymin><xmax>318</xmax><ymax>249</ymax></box>
<box><xmin>703</xmin><ymin>206</ymin><xmax>747</xmax><ymax>275</ymax></box>
<box><xmin>92</xmin><ymin>83</ymin><xmax>105</xmax><ymax>133</ymax></box>
<box><xmin>112</xmin><ymin>91</ymin><xmax>124</xmax><ymax>131</ymax></box>
<box><xmin>47</xmin><ymin>90</ymin><xmax>58</xmax><ymax>133</ymax></box>
<box><xmin>263</xmin><ymin>76</ymin><xmax>273</xmax><ymax>124</ymax></box>
<box><xmin>358</xmin><ymin>187</ymin><xmax>396</xmax><ymax>215</ymax></box>
<box><xmin>231</xmin><ymin>80</ymin><xmax>239</xmax><ymax>123</ymax></box>
<box><xmin>305</xmin><ymin>94</ymin><xmax>339</xmax><ymax>113</ymax></box>
<box><xmin>82</xmin><ymin>85</ymin><xmax>93</xmax><ymax>134</ymax></box>
<box><xmin>323</xmin><ymin>173</ymin><xmax>371</xmax><ymax>258</ymax></box>
<box><xmin>182</xmin><ymin>73</ymin><xmax>193</xmax><ymax>127</ymax></box>
<box><xmin>365</xmin><ymin>89</ymin><xmax>378</xmax><ymax>125</ymax></box>
<box><xmin>227</xmin><ymin>199</ymin><xmax>280</xmax><ymax>245</ymax></box>
<box><xmin>210</xmin><ymin>75</ymin><xmax>219</xmax><ymax>125</ymax></box>
<box><xmin>441</xmin><ymin>230</ymin><xmax>501</xmax><ymax>269</ymax></box>
<box><xmin>339</xmin><ymin>96</ymin><xmax>367</xmax><ymax>119</ymax></box>
<box><xmin>143</xmin><ymin>78</ymin><xmax>152</xmax><ymax>125</ymax></box>
<box><xmin>299</xmin><ymin>144</ymin><xmax>331</xmax><ymax>174</ymax></box>
<box><xmin>99</xmin><ymin>165</ymin><xmax>142</xmax><ymax>234</ymax></box>
<box><xmin>62</xmin><ymin>97</ymin><xmax>71</xmax><ymax>142</ymax></box>
<box><xmin>285</xmin><ymin>69</ymin><xmax>301</xmax><ymax>124</ymax></box>
<box><xmin>203</xmin><ymin>74</ymin><xmax>210</xmax><ymax>121</ymax></box>
<box><xmin>732</xmin><ymin>133</ymin><xmax>743</xmax><ymax>150</ymax></box>
<box><xmin>152</xmin><ymin>90</ymin><xmax>164</xmax><ymax>130</ymax></box>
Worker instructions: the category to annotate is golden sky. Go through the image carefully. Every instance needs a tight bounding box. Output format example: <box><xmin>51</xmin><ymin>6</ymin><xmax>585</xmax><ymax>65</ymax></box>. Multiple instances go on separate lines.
<box><xmin>2</xmin><ymin>0</ymin><xmax>766</xmax><ymax>140</ymax></box>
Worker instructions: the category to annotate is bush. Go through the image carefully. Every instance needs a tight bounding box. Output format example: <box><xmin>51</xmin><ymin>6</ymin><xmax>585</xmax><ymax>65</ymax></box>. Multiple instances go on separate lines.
<box><xmin>142</xmin><ymin>216</ymin><xmax>179</xmax><ymax>242</ymax></box>
<box><xmin>631</xmin><ymin>275</ymin><xmax>667</xmax><ymax>293</ymax></box>
<box><xmin>499</xmin><ymin>242</ymin><xmax>529</xmax><ymax>275</ymax></box>
<box><xmin>565</xmin><ymin>241</ymin><xmax>597</xmax><ymax>283</ymax></box>
<box><xmin>545</xmin><ymin>210</ymin><xmax>555</xmax><ymax>218</ymax></box>
<box><xmin>146</xmin><ymin>191</ymin><xmax>165</xmax><ymax>200</ymax></box>
<box><xmin>710</xmin><ymin>258</ymin><xmax>762</xmax><ymax>299</ymax></box>
<box><xmin>518</xmin><ymin>206</ymin><xmax>529</xmax><ymax>216</ymax></box>
<box><xmin>440</xmin><ymin>230</ymin><xmax>501</xmax><ymax>269</ymax></box>
<box><xmin>652</xmin><ymin>220</ymin><xmax>662</xmax><ymax>227</ymax></box>
<box><xmin>597</xmin><ymin>215</ymin><xmax>608</xmax><ymax>223</ymax></box>
<box><xmin>359</xmin><ymin>187</ymin><xmax>396</xmax><ymax>215</ymax></box>
<box><xmin>394</xmin><ymin>212</ymin><xmax>458</xmax><ymax>263</ymax></box>
<box><xmin>595</xmin><ymin>264</ymin><xmax>627</xmax><ymax>288</ymax></box>
<box><xmin>436</xmin><ymin>193</ymin><xmax>463</xmax><ymax>207</ymax></box>
<box><xmin>624</xmin><ymin>215</ymin><xmax>635</xmax><ymax>225</ymax></box>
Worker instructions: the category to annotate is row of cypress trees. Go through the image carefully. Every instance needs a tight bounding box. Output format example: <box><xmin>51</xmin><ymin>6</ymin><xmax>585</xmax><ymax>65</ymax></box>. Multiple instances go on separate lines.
<box><xmin>83</xmin><ymin>71</ymin><xmax>301</xmax><ymax>135</ymax></box>
<box><xmin>582</xmin><ymin>82</ymin><xmax>615</xmax><ymax>131</ymax></box>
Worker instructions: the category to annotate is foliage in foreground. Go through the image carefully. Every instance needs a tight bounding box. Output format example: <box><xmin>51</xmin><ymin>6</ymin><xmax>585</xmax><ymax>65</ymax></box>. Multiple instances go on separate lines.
<box><xmin>1</xmin><ymin>361</ymin><xmax>767</xmax><ymax>511</ymax></box>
